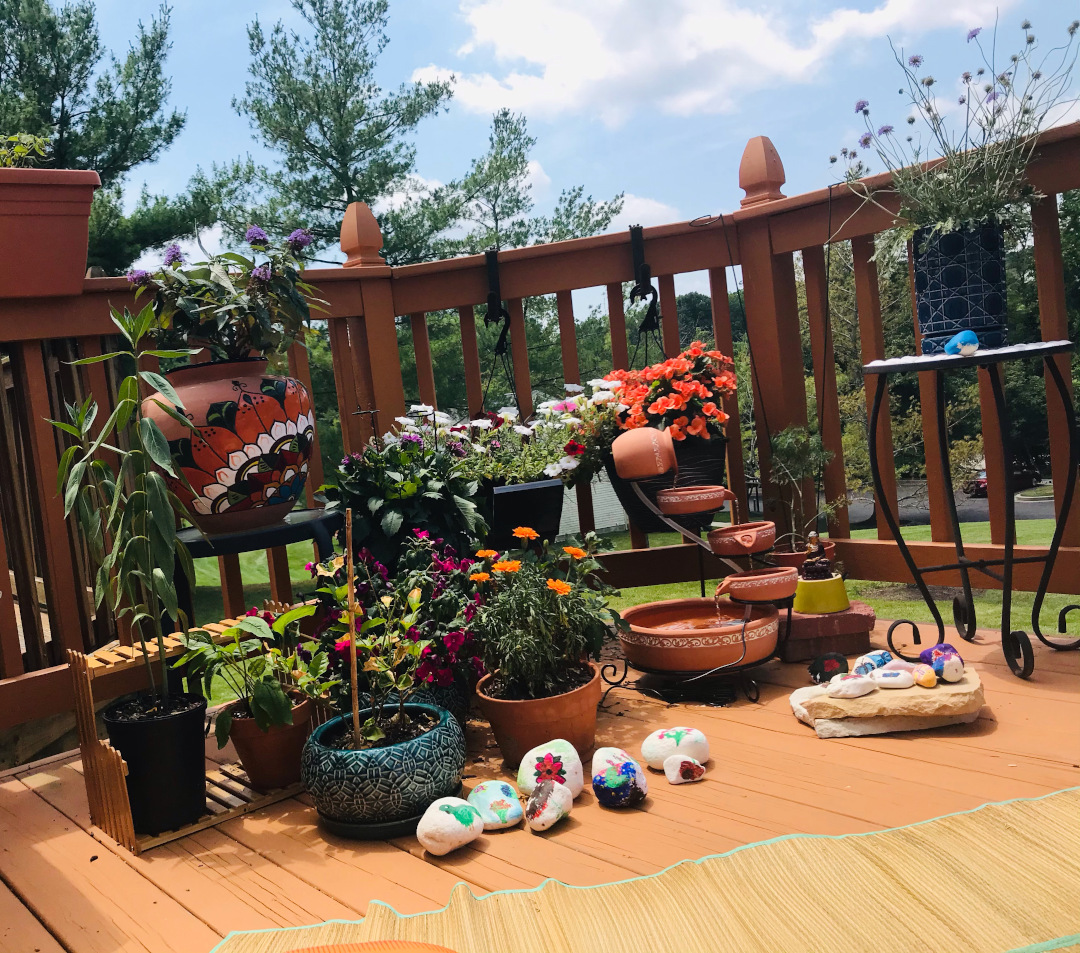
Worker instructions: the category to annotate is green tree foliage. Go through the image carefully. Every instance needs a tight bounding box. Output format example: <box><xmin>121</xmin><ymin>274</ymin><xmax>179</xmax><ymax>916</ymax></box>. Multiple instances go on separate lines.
<box><xmin>0</xmin><ymin>1</ymin><xmax>189</xmax><ymax>273</ymax></box>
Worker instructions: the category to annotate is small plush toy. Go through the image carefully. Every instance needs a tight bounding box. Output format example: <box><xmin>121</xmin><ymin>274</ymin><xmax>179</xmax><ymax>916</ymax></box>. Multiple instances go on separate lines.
<box><xmin>808</xmin><ymin>653</ymin><xmax>849</xmax><ymax>685</ymax></box>
<box><xmin>945</xmin><ymin>330</ymin><xmax>980</xmax><ymax>356</ymax></box>
<box><xmin>919</xmin><ymin>643</ymin><xmax>965</xmax><ymax>682</ymax></box>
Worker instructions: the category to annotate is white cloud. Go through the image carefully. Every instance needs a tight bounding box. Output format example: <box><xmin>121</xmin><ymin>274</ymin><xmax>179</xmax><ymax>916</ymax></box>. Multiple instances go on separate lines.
<box><xmin>371</xmin><ymin>173</ymin><xmax>445</xmax><ymax>215</ymax></box>
<box><xmin>526</xmin><ymin>159</ymin><xmax>551</xmax><ymax>195</ymax></box>
<box><xmin>605</xmin><ymin>193</ymin><xmax>682</xmax><ymax>232</ymax></box>
<box><xmin>131</xmin><ymin>224</ymin><xmax>226</xmax><ymax>271</ymax></box>
<box><xmin>417</xmin><ymin>0</ymin><xmax>1020</xmax><ymax>127</ymax></box>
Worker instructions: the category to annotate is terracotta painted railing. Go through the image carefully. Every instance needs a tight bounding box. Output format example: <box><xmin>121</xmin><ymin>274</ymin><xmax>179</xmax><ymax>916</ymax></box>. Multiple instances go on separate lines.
<box><xmin>0</xmin><ymin>125</ymin><xmax>1078</xmax><ymax>732</ymax></box>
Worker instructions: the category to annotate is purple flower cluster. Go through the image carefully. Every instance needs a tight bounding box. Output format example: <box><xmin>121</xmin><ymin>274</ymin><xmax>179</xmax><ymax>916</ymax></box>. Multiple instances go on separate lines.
<box><xmin>859</xmin><ymin>132</ymin><xmax>873</xmax><ymax>148</ymax></box>
<box><xmin>908</xmin><ymin>54</ymin><xmax>923</xmax><ymax>67</ymax></box>
<box><xmin>245</xmin><ymin>225</ymin><xmax>269</xmax><ymax>245</ymax></box>
<box><xmin>854</xmin><ymin>99</ymin><xmax>869</xmax><ymax>114</ymax></box>
<box><xmin>967</xmin><ymin>27</ymin><xmax>982</xmax><ymax>42</ymax></box>
<box><xmin>250</xmin><ymin>263</ymin><xmax>272</xmax><ymax>284</ymax></box>
<box><xmin>163</xmin><ymin>243</ymin><xmax>184</xmax><ymax>267</ymax></box>
<box><xmin>877</xmin><ymin>125</ymin><xmax>894</xmax><ymax>136</ymax></box>
<box><xmin>285</xmin><ymin>228</ymin><xmax>314</xmax><ymax>254</ymax></box>
<box><xmin>126</xmin><ymin>269</ymin><xmax>152</xmax><ymax>288</ymax></box>
<box><xmin>400</xmin><ymin>431</ymin><xmax>424</xmax><ymax>447</ymax></box>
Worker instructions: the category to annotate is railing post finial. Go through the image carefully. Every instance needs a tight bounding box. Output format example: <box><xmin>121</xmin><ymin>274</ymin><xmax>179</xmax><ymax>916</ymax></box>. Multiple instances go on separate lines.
<box><xmin>739</xmin><ymin>136</ymin><xmax>787</xmax><ymax>207</ymax></box>
<box><xmin>340</xmin><ymin>202</ymin><xmax>386</xmax><ymax>267</ymax></box>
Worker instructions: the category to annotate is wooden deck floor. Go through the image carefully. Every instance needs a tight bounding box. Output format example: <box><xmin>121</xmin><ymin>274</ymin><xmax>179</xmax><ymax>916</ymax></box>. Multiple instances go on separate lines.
<box><xmin>2</xmin><ymin>622</ymin><xmax>1078</xmax><ymax>953</ymax></box>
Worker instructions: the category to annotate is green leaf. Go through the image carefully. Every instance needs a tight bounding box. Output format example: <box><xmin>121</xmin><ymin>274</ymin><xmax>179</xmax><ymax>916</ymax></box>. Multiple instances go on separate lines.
<box><xmin>56</xmin><ymin>445</ymin><xmax>78</xmax><ymax>495</ymax></box>
<box><xmin>48</xmin><ymin>419</ymin><xmax>81</xmax><ymax>438</ymax></box>
<box><xmin>214</xmin><ymin>708</ymin><xmax>233</xmax><ymax>749</ymax></box>
<box><xmin>250</xmin><ymin>679</ymin><xmax>293</xmax><ymax>731</ymax></box>
<box><xmin>152</xmin><ymin>567</ymin><xmax>179</xmax><ymax>619</ymax></box>
<box><xmin>63</xmin><ymin>461</ymin><xmax>87</xmax><ymax>516</ymax></box>
<box><xmin>139</xmin><ymin>370</ymin><xmax>185</xmax><ymax>411</ymax></box>
<box><xmin>151</xmin><ymin>399</ymin><xmax>196</xmax><ymax>431</ymax></box>
<box><xmin>139</xmin><ymin>417</ymin><xmax>175</xmax><ymax>476</ymax></box>
<box><xmin>380</xmin><ymin>508</ymin><xmax>403</xmax><ymax>537</ymax></box>
<box><xmin>69</xmin><ymin>351</ymin><xmax>125</xmax><ymax>366</ymax></box>
<box><xmin>270</xmin><ymin>603</ymin><xmax>317</xmax><ymax>635</ymax></box>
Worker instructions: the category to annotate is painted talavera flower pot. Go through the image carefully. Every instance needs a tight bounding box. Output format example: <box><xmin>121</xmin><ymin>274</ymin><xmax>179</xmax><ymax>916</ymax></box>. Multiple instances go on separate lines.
<box><xmin>475</xmin><ymin>663</ymin><xmax>601</xmax><ymax>768</ymax></box>
<box><xmin>619</xmin><ymin>599</ymin><xmax>779</xmax><ymax>672</ymax></box>
<box><xmin>300</xmin><ymin>703</ymin><xmax>465</xmax><ymax>838</ymax></box>
<box><xmin>142</xmin><ymin>359</ymin><xmax>314</xmax><ymax>535</ymax></box>
<box><xmin>0</xmin><ymin>168</ymin><xmax>100</xmax><ymax>298</ymax></box>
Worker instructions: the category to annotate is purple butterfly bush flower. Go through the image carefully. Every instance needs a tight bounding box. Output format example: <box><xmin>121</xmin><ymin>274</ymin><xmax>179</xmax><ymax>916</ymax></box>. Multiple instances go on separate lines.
<box><xmin>285</xmin><ymin>228</ymin><xmax>314</xmax><ymax>253</ymax></box>
<box><xmin>245</xmin><ymin>225</ymin><xmax>269</xmax><ymax>245</ymax></box>
<box><xmin>126</xmin><ymin>269</ymin><xmax>152</xmax><ymax>288</ymax></box>
<box><xmin>163</xmin><ymin>243</ymin><xmax>183</xmax><ymax>267</ymax></box>
<box><xmin>908</xmin><ymin>54</ymin><xmax>923</xmax><ymax>67</ymax></box>
<box><xmin>859</xmin><ymin>132</ymin><xmax>873</xmax><ymax>148</ymax></box>
<box><xmin>854</xmin><ymin>99</ymin><xmax>869</xmax><ymax>114</ymax></box>
<box><xmin>967</xmin><ymin>27</ymin><xmax>981</xmax><ymax>42</ymax></box>
<box><xmin>250</xmin><ymin>263</ymin><xmax>272</xmax><ymax>284</ymax></box>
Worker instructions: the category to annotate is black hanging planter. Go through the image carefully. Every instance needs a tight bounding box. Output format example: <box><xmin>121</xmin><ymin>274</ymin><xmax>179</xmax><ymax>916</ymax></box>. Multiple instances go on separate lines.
<box><xmin>912</xmin><ymin>223</ymin><xmax>1008</xmax><ymax>355</ymax></box>
<box><xmin>605</xmin><ymin>435</ymin><xmax>728</xmax><ymax>534</ymax></box>
<box><xmin>483</xmin><ymin>478</ymin><xmax>565</xmax><ymax>549</ymax></box>
<box><xmin>103</xmin><ymin>693</ymin><xmax>208</xmax><ymax>835</ymax></box>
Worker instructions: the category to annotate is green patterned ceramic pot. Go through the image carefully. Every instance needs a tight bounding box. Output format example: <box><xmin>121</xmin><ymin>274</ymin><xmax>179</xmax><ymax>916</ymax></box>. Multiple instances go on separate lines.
<box><xmin>301</xmin><ymin>703</ymin><xmax>465</xmax><ymax>838</ymax></box>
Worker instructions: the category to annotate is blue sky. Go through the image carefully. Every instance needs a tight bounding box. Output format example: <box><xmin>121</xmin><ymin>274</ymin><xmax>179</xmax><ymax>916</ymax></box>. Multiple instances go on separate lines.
<box><xmin>95</xmin><ymin>0</ymin><xmax>1080</xmax><ymax>278</ymax></box>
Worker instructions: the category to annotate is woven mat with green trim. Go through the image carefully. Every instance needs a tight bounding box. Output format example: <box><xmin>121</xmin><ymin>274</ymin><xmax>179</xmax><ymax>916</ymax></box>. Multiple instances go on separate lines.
<box><xmin>212</xmin><ymin>788</ymin><xmax>1080</xmax><ymax>953</ymax></box>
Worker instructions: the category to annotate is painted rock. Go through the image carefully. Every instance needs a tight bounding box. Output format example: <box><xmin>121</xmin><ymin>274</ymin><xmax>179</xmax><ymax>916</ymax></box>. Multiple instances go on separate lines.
<box><xmin>880</xmin><ymin>658</ymin><xmax>917</xmax><ymax>673</ymax></box>
<box><xmin>467</xmin><ymin>780</ymin><xmax>523</xmax><ymax>831</ymax></box>
<box><xmin>912</xmin><ymin>663</ymin><xmax>938</xmax><ymax>688</ymax></box>
<box><xmin>525</xmin><ymin>779</ymin><xmax>573</xmax><ymax>831</ymax></box>
<box><xmin>871</xmin><ymin>668</ymin><xmax>915</xmax><ymax>689</ymax></box>
<box><xmin>920</xmin><ymin>644</ymin><xmax>965</xmax><ymax>683</ymax></box>
<box><xmin>852</xmin><ymin>650</ymin><xmax>893</xmax><ymax>677</ymax></box>
<box><xmin>808</xmin><ymin>652</ymin><xmax>848</xmax><ymax>684</ymax></box>
<box><xmin>517</xmin><ymin>739</ymin><xmax>584</xmax><ymax>798</ymax></box>
<box><xmin>416</xmin><ymin>797</ymin><xmax>483</xmax><ymax>856</ymax></box>
<box><xmin>591</xmin><ymin>746</ymin><xmax>635</xmax><ymax>777</ymax></box>
<box><xmin>827</xmin><ymin>673</ymin><xmax>876</xmax><ymax>698</ymax></box>
<box><xmin>663</xmin><ymin>754</ymin><xmax>706</xmax><ymax>784</ymax></box>
<box><xmin>640</xmin><ymin>727</ymin><xmax>710</xmax><ymax>770</ymax></box>
<box><xmin>592</xmin><ymin>757</ymin><xmax>648</xmax><ymax>807</ymax></box>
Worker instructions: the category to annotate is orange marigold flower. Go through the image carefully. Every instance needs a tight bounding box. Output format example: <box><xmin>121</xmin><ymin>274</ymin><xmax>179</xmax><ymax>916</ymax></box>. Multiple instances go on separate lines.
<box><xmin>512</xmin><ymin>526</ymin><xmax>539</xmax><ymax>540</ymax></box>
<box><xmin>492</xmin><ymin>559</ymin><xmax>521</xmax><ymax>573</ymax></box>
<box><xmin>469</xmin><ymin>572</ymin><xmax>491</xmax><ymax>582</ymax></box>
<box><xmin>546</xmin><ymin>578</ymin><xmax>572</xmax><ymax>595</ymax></box>
<box><xmin>562</xmin><ymin>545</ymin><xmax>587</xmax><ymax>559</ymax></box>
<box><xmin>476</xmin><ymin>549</ymin><xmax>498</xmax><ymax>558</ymax></box>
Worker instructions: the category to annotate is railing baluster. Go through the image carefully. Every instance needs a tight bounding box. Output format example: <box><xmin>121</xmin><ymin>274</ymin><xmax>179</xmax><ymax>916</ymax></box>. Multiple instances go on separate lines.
<box><xmin>328</xmin><ymin>316</ymin><xmax>364</xmax><ymax>453</ymax></box>
<box><xmin>977</xmin><ymin>368</ymin><xmax>1009</xmax><ymax>545</ymax></box>
<box><xmin>1031</xmin><ymin>194</ymin><xmax>1079</xmax><ymax>547</ymax></box>
<box><xmin>459</xmin><ymin>305</ymin><xmax>484</xmax><ymax>418</ymax></box>
<box><xmin>358</xmin><ymin>281</ymin><xmax>407</xmax><ymax>425</ymax></box>
<box><xmin>907</xmin><ymin>246</ymin><xmax>955</xmax><ymax>543</ymax></box>
<box><xmin>606</xmin><ymin>283</ymin><xmax>629</xmax><ymax>371</ymax></box>
<box><xmin>657</xmin><ymin>274</ymin><xmax>680</xmax><ymax>357</ymax></box>
<box><xmin>851</xmin><ymin>235</ymin><xmax>899</xmax><ymax>541</ymax></box>
<box><xmin>801</xmin><ymin>248</ymin><xmax>849</xmax><ymax>538</ymax></box>
<box><xmin>507</xmin><ymin>298</ymin><xmax>534</xmax><ymax>419</ymax></box>
<box><xmin>266</xmin><ymin>547</ymin><xmax>293</xmax><ymax>606</ymax></box>
<box><xmin>556</xmin><ymin>290</ymin><xmax>595</xmax><ymax>534</ymax></box>
<box><xmin>409</xmin><ymin>311</ymin><xmax>438</xmax><ymax>411</ymax></box>
<box><xmin>0</xmin><ymin>505</ymin><xmax>22</xmax><ymax>677</ymax></box>
<box><xmin>287</xmin><ymin>336</ymin><xmax>324</xmax><ymax>503</ymax></box>
<box><xmin>218</xmin><ymin>554</ymin><xmax>246</xmax><ymax>619</ymax></box>
<box><xmin>345</xmin><ymin>316</ymin><xmax>378</xmax><ymax>444</ymax></box>
<box><xmin>707</xmin><ymin>267</ymin><xmax>748</xmax><ymax>516</ymax></box>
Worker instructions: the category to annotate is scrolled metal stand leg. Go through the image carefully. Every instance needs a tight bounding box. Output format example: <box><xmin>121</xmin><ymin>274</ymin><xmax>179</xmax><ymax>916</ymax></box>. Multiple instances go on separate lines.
<box><xmin>869</xmin><ymin>374</ymin><xmax>945</xmax><ymax>660</ymax></box>
<box><xmin>599</xmin><ymin>657</ymin><xmax>630</xmax><ymax>708</ymax></box>
<box><xmin>988</xmin><ymin>365</ymin><xmax>1034</xmax><ymax>678</ymax></box>
<box><xmin>1030</xmin><ymin>356</ymin><xmax>1080</xmax><ymax>650</ymax></box>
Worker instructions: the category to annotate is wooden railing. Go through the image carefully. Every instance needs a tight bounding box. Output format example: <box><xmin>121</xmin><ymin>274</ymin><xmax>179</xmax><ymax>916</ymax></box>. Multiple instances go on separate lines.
<box><xmin>1</xmin><ymin>125</ymin><xmax>1078</xmax><ymax>732</ymax></box>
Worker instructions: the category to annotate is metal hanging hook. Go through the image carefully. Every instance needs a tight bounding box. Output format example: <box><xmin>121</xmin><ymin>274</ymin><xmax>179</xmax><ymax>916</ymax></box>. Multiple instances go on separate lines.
<box><xmin>484</xmin><ymin>248</ymin><xmax>512</xmax><ymax>357</ymax></box>
<box><xmin>627</xmin><ymin>225</ymin><xmax>663</xmax><ymax>364</ymax></box>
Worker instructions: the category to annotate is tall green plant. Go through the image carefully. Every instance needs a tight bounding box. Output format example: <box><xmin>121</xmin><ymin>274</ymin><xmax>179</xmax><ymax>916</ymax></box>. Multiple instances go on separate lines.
<box><xmin>53</xmin><ymin>304</ymin><xmax>197</xmax><ymax>703</ymax></box>
<box><xmin>768</xmin><ymin>425</ymin><xmax>847</xmax><ymax>547</ymax></box>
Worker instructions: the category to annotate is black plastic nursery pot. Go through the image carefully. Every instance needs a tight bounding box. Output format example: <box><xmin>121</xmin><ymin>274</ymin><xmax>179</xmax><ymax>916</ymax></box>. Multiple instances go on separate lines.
<box><xmin>912</xmin><ymin>223</ymin><xmax>1008</xmax><ymax>355</ymax></box>
<box><xmin>102</xmin><ymin>692</ymin><xmax>208</xmax><ymax>836</ymax></box>
<box><xmin>484</xmin><ymin>478</ymin><xmax>565</xmax><ymax>548</ymax></box>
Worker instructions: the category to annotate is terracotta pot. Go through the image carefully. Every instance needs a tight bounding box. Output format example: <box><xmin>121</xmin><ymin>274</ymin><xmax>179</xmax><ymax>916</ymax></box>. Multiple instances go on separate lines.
<box><xmin>0</xmin><ymin>168</ymin><xmax>100</xmax><ymax>298</ymax></box>
<box><xmin>475</xmin><ymin>662</ymin><xmax>601</xmax><ymax>767</ymax></box>
<box><xmin>142</xmin><ymin>359</ymin><xmax>315</xmax><ymax>535</ymax></box>
<box><xmin>707</xmin><ymin>520</ymin><xmax>776</xmax><ymax>555</ymax></box>
<box><xmin>715</xmin><ymin>567</ymin><xmax>798</xmax><ymax>602</ymax></box>
<box><xmin>656</xmin><ymin>485</ymin><xmax>734</xmax><ymax>516</ymax></box>
<box><xmin>228</xmin><ymin>695</ymin><xmax>313</xmax><ymax>793</ymax></box>
<box><xmin>610</xmin><ymin>427</ymin><xmax>676</xmax><ymax>481</ymax></box>
<box><xmin>619</xmin><ymin>600</ymin><xmax>779</xmax><ymax>672</ymax></box>
<box><xmin>770</xmin><ymin>541</ymin><xmax>836</xmax><ymax>570</ymax></box>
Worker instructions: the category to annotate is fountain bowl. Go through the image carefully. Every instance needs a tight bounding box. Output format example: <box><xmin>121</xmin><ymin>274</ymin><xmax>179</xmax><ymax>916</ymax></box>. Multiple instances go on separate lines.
<box><xmin>619</xmin><ymin>599</ymin><xmax>780</xmax><ymax>672</ymax></box>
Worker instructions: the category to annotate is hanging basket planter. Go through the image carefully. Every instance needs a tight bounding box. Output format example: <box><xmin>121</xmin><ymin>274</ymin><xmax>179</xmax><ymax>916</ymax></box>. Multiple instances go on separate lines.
<box><xmin>912</xmin><ymin>223</ymin><xmax>1008</xmax><ymax>355</ymax></box>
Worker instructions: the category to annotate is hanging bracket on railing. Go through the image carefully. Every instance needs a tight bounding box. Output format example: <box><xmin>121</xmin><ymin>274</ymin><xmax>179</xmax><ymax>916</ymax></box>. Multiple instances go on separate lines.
<box><xmin>627</xmin><ymin>225</ymin><xmax>663</xmax><ymax>361</ymax></box>
<box><xmin>484</xmin><ymin>248</ymin><xmax>512</xmax><ymax>357</ymax></box>
<box><xmin>353</xmin><ymin>406</ymin><xmax>381</xmax><ymax>448</ymax></box>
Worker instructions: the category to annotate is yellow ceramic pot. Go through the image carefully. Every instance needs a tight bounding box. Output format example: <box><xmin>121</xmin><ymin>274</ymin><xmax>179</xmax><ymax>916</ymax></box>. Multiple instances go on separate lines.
<box><xmin>793</xmin><ymin>574</ymin><xmax>850</xmax><ymax>614</ymax></box>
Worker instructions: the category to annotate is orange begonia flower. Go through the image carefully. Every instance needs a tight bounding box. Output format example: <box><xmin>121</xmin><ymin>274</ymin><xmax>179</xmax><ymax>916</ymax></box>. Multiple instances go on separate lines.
<box><xmin>687</xmin><ymin>415</ymin><xmax>709</xmax><ymax>438</ymax></box>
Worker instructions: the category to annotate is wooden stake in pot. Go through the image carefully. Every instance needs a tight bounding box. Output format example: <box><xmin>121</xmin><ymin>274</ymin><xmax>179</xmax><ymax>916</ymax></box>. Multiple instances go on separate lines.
<box><xmin>345</xmin><ymin>508</ymin><xmax>361</xmax><ymax>747</ymax></box>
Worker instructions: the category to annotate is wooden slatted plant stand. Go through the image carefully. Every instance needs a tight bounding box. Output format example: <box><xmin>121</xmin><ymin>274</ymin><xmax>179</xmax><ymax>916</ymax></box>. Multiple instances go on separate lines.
<box><xmin>67</xmin><ymin>619</ymin><xmax>307</xmax><ymax>855</ymax></box>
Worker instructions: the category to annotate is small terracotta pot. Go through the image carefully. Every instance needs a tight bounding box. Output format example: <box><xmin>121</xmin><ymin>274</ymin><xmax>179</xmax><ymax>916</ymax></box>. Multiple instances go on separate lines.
<box><xmin>141</xmin><ymin>359</ymin><xmax>315</xmax><ymax>535</ymax></box>
<box><xmin>475</xmin><ymin>663</ymin><xmax>601</xmax><ymax>767</ymax></box>
<box><xmin>715</xmin><ymin>567</ymin><xmax>798</xmax><ymax>602</ymax></box>
<box><xmin>610</xmin><ymin>427</ymin><xmax>677</xmax><ymax>481</ymax></box>
<box><xmin>656</xmin><ymin>485</ymin><xmax>734</xmax><ymax>515</ymax></box>
<box><xmin>770</xmin><ymin>541</ymin><xmax>836</xmax><ymax>570</ymax></box>
<box><xmin>707</xmin><ymin>520</ymin><xmax>776</xmax><ymax>555</ymax></box>
<box><xmin>619</xmin><ymin>600</ymin><xmax>779</xmax><ymax>672</ymax></box>
<box><xmin>228</xmin><ymin>695</ymin><xmax>313</xmax><ymax>793</ymax></box>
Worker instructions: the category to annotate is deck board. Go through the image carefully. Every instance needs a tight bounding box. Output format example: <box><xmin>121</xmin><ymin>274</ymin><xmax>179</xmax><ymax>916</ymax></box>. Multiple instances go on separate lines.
<box><xmin>2</xmin><ymin>621</ymin><xmax>1078</xmax><ymax>953</ymax></box>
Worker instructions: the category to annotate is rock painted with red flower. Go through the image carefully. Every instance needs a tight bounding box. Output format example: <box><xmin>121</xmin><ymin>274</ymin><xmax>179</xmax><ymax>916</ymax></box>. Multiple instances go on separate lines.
<box><xmin>640</xmin><ymin>726</ymin><xmax>710</xmax><ymax>770</ymax></box>
<box><xmin>416</xmin><ymin>796</ymin><xmax>484</xmax><ymax>855</ymax></box>
<box><xmin>524</xmin><ymin>779</ymin><xmax>573</xmax><ymax>832</ymax></box>
<box><xmin>663</xmin><ymin>754</ymin><xmax>706</xmax><ymax>785</ymax></box>
<box><xmin>467</xmin><ymin>780</ymin><xmax>523</xmax><ymax>830</ymax></box>
<box><xmin>516</xmin><ymin>739</ymin><xmax>584</xmax><ymax>798</ymax></box>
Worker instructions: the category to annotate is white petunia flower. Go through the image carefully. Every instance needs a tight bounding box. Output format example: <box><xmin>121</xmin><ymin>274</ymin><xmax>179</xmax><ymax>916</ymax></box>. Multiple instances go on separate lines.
<box><xmin>544</xmin><ymin>462</ymin><xmax>563</xmax><ymax>477</ymax></box>
<box><xmin>537</xmin><ymin>399</ymin><xmax>558</xmax><ymax>411</ymax></box>
<box><xmin>513</xmin><ymin>425</ymin><xmax>533</xmax><ymax>436</ymax></box>
<box><xmin>589</xmin><ymin>390</ymin><xmax>616</xmax><ymax>404</ymax></box>
<box><xmin>469</xmin><ymin>419</ymin><xmax>492</xmax><ymax>429</ymax></box>
<box><xmin>617</xmin><ymin>403</ymin><xmax>630</xmax><ymax>413</ymax></box>
<box><xmin>558</xmin><ymin>455</ymin><xmax>580</xmax><ymax>470</ymax></box>
<box><xmin>560</xmin><ymin>415</ymin><xmax>583</xmax><ymax>426</ymax></box>
<box><xmin>410</xmin><ymin>403</ymin><xmax>434</xmax><ymax>414</ymax></box>
<box><xmin>497</xmin><ymin>406</ymin><xmax>519</xmax><ymax>419</ymax></box>
<box><xmin>433</xmin><ymin>411</ymin><xmax>452</xmax><ymax>424</ymax></box>
<box><xmin>394</xmin><ymin>416</ymin><xmax>414</xmax><ymax>426</ymax></box>
<box><xmin>564</xmin><ymin>383</ymin><xmax>584</xmax><ymax>393</ymax></box>
<box><xmin>586</xmin><ymin>378</ymin><xmax>610</xmax><ymax>389</ymax></box>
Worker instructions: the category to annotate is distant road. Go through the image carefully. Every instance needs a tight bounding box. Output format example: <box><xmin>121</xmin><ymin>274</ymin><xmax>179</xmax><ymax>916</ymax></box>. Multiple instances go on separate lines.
<box><xmin>847</xmin><ymin>480</ymin><xmax>1057</xmax><ymax>527</ymax></box>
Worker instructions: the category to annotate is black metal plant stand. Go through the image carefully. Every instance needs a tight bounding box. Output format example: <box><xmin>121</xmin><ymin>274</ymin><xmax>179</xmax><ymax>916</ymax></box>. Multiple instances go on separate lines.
<box><xmin>863</xmin><ymin>340</ymin><xmax>1080</xmax><ymax>678</ymax></box>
